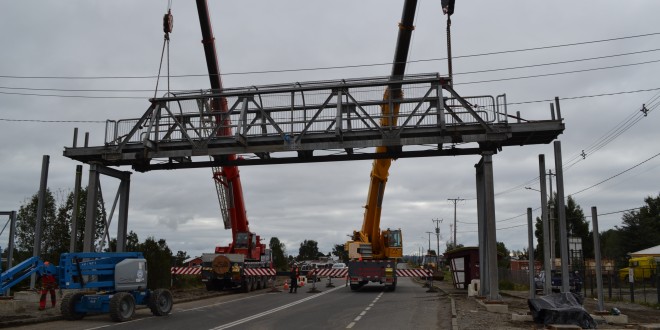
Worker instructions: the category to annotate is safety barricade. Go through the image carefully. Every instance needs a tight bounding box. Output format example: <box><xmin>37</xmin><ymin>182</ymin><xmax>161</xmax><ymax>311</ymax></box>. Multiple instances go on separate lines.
<box><xmin>395</xmin><ymin>269</ymin><xmax>432</xmax><ymax>277</ymax></box>
<box><xmin>171</xmin><ymin>267</ymin><xmax>201</xmax><ymax>275</ymax></box>
<box><xmin>243</xmin><ymin>268</ymin><xmax>276</xmax><ymax>276</ymax></box>
<box><xmin>309</xmin><ymin>268</ymin><xmax>348</xmax><ymax>278</ymax></box>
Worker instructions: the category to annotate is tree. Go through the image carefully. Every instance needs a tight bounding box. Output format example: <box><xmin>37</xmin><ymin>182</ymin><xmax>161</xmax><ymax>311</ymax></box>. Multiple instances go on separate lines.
<box><xmin>616</xmin><ymin>194</ymin><xmax>660</xmax><ymax>264</ymax></box>
<box><xmin>332</xmin><ymin>244</ymin><xmax>348</xmax><ymax>263</ymax></box>
<box><xmin>534</xmin><ymin>194</ymin><xmax>591</xmax><ymax>264</ymax></box>
<box><xmin>297</xmin><ymin>240</ymin><xmax>320</xmax><ymax>261</ymax></box>
<box><xmin>497</xmin><ymin>241</ymin><xmax>510</xmax><ymax>269</ymax></box>
<box><xmin>269</xmin><ymin>237</ymin><xmax>288</xmax><ymax>271</ymax></box>
<box><xmin>15</xmin><ymin>189</ymin><xmax>58</xmax><ymax>262</ymax></box>
<box><xmin>444</xmin><ymin>242</ymin><xmax>464</xmax><ymax>253</ymax></box>
<box><xmin>173</xmin><ymin>250</ymin><xmax>190</xmax><ymax>267</ymax></box>
<box><xmin>139</xmin><ymin>236</ymin><xmax>172</xmax><ymax>289</ymax></box>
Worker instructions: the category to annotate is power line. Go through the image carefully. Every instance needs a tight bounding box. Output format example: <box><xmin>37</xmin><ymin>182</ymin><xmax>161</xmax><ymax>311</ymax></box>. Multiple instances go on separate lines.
<box><xmin>0</xmin><ymin>118</ymin><xmax>105</xmax><ymax>123</ymax></box>
<box><xmin>570</xmin><ymin>151</ymin><xmax>660</xmax><ymax>196</ymax></box>
<box><xmin>456</xmin><ymin>58</ymin><xmax>660</xmax><ymax>86</ymax></box>
<box><xmin>507</xmin><ymin>87</ymin><xmax>660</xmax><ymax>106</ymax></box>
<box><xmin>1</xmin><ymin>32</ymin><xmax>659</xmax><ymax>80</ymax></box>
<box><xmin>4</xmin><ymin>49</ymin><xmax>660</xmax><ymax>95</ymax></box>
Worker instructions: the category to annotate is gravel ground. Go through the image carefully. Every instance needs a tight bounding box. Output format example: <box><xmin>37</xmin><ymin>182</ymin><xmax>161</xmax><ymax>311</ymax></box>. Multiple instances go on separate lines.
<box><xmin>430</xmin><ymin>279</ymin><xmax>660</xmax><ymax>330</ymax></box>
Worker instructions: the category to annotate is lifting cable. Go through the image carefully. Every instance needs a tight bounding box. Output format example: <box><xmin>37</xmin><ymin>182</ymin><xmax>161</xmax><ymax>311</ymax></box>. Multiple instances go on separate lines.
<box><xmin>154</xmin><ymin>2</ymin><xmax>174</xmax><ymax>99</ymax></box>
<box><xmin>442</xmin><ymin>0</ymin><xmax>455</xmax><ymax>85</ymax></box>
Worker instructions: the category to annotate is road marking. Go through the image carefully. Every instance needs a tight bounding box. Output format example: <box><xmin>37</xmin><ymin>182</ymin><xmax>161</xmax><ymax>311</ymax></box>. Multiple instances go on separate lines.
<box><xmin>209</xmin><ymin>286</ymin><xmax>343</xmax><ymax>330</ymax></box>
<box><xmin>83</xmin><ymin>295</ymin><xmax>262</xmax><ymax>330</ymax></box>
<box><xmin>345</xmin><ymin>291</ymin><xmax>384</xmax><ymax>329</ymax></box>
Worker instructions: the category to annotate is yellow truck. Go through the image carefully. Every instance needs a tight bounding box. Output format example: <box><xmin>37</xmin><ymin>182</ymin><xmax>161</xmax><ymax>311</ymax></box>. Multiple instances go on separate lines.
<box><xmin>618</xmin><ymin>256</ymin><xmax>657</xmax><ymax>282</ymax></box>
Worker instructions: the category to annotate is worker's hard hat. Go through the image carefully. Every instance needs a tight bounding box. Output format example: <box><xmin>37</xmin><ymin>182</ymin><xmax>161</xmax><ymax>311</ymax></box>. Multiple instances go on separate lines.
<box><xmin>44</xmin><ymin>261</ymin><xmax>50</xmax><ymax>266</ymax></box>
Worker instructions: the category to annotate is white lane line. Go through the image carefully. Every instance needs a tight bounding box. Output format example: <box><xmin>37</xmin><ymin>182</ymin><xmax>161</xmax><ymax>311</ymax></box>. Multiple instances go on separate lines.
<box><xmin>84</xmin><ymin>295</ymin><xmax>261</xmax><ymax>330</ymax></box>
<box><xmin>209</xmin><ymin>286</ymin><xmax>343</xmax><ymax>330</ymax></box>
<box><xmin>345</xmin><ymin>290</ymin><xmax>384</xmax><ymax>329</ymax></box>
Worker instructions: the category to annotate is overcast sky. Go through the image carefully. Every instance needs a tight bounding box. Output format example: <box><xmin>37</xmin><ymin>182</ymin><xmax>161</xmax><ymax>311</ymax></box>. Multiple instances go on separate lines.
<box><xmin>1</xmin><ymin>1</ymin><xmax>659</xmax><ymax>261</ymax></box>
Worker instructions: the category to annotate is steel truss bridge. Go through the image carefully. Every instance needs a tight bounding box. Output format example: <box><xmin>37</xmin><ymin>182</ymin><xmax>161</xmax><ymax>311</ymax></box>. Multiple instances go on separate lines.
<box><xmin>63</xmin><ymin>73</ymin><xmax>563</xmax><ymax>171</ymax></box>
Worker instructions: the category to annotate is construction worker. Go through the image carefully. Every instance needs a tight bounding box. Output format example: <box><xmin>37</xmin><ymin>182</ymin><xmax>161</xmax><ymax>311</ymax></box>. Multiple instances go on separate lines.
<box><xmin>38</xmin><ymin>261</ymin><xmax>57</xmax><ymax>310</ymax></box>
<box><xmin>289</xmin><ymin>265</ymin><xmax>299</xmax><ymax>293</ymax></box>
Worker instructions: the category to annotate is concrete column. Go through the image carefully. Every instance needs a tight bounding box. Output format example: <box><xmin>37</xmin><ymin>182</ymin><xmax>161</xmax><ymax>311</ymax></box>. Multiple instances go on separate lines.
<box><xmin>116</xmin><ymin>177</ymin><xmax>131</xmax><ymax>252</ymax></box>
<box><xmin>554</xmin><ymin>141</ymin><xmax>570</xmax><ymax>293</ymax></box>
<box><xmin>527</xmin><ymin>208</ymin><xmax>535</xmax><ymax>299</ymax></box>
<box><xmin>539</xmin><ymin>155</ymin><xmax>552</xmax><ymax>294</ymax></box>
<box><xmin>30</xmin><ymin>155</ymin><xmax>50</xmax><ymax>289</ymax></box>
<box><xmin>591</xmin><ymin>207</ymin><xmax>605</xmax><ymax>312</ymax></box>
<box><xmin>83</xmin><ymin>164</ymin><xmax>100</xmax><ymax>252</ymax></box>
<box><xmin>477</xmin><ymin>151</ymin><xmax>501</xmax><ymax>300</ymax></box>
<box><xmin>475</xmin><ymin>157</ymin><xmax>488</xmax><ymax>296</ymax></box>
<box><xmin>70</xmin><ymin>165</ymin><xmax>83</xmax><ymax>252</ymax></box>
<box><xmin>482</xmin><ymin>152</ymin><xmax>500</xmax><ymax>300</ymax></box>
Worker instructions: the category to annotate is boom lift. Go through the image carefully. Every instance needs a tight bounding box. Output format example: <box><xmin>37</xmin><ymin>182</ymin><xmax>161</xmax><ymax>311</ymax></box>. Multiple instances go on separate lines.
<box><xmin>0</xmin><ymin>252</ymin><xmax>173</xmax><ymax>322</ymax></box>
<box><xmin>345</xmin><ymin>0</ymin><xmax>417</xmax><ymax>291</ymax></box>
<box><xmin>194</xmin><ymin>0</ymin><xmax>273</xmax><ymax>292</ymax></box>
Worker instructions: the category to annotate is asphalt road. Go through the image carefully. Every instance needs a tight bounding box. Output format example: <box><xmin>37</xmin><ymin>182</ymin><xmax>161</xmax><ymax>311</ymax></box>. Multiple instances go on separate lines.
<box><xmin>14</xmin><ymin>277</ymin><xmax>451</xmax><ymax>330</ymax></box>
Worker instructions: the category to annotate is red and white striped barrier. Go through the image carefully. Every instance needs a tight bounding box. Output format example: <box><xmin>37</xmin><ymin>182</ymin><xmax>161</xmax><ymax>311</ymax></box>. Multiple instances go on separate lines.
<box><xmin>310</xmin><ymin>269</ymin><xmax>348</xmax><ymax>278</ymax></box>
<box><xmin>244</xmin><ymin>268</ymin><xmax>276</xmax><ymax>276</ymax></box>
<box><xmin>171</xmin><ymin>267</ymin><xmax>201</xmax><ymax>275</ymax></box>
<box><xmin>308</xmin><ymin>268</ymin><xmax>431</xmax><ymax>278</ymax></box>
<box><xmin>396</xmin><ymin>269</ymin><xmax>432</xmax><ymax>277</ymax></box>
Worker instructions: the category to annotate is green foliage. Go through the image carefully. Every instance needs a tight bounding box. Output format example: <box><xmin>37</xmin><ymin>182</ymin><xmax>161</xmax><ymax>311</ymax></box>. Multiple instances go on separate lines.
<box><xmin>534</xmin><ymin>194</ymin><xmax>592</xmax><ymax>262</ymax></box>
<box><xmin>269</xmin><ymin>237</ymin><xmax>288</xmax><ymax>271</ymax></box>
<box><xmin>616</xmin><ymin>194</ymin><xmax>660</xmax><ymax>262</ymax></box>
<box><xmin>173</xmin><ymin>250</ymin><xmax>190</xmax><ymax>267</ymax></box>
<box><xmin>497</xmin><ymin>241</ymin><xmax>510</xmax><ymax>269</ymax></box>
<box><xmin>498</xmin><ymin>279</ymin><xmax>515</xmax><ymax>290</ymax></box>
<box><xmin>297</xmin><ymin>239</ymin><xmax>319</xmax><ymax>261</ymax></box>
<box><xmin>15</xmin><ymin>187</ymin><xmax>106</xmax><ymax>263</ymax></box>
<box><xmin>444</xmin><ymin>242</ymin><xmax>464</xmax><ymax>254</ymax></box>
<box><xmin>332</xmin><ymin>244</ymin><xmax>348</xmax><ymax>263</ymax></box>
<box><xmin>140</xmin><ymin>236</ymin><xmax>172</xmax><ymax>290</ymax></box>
<box><xmin>172</xmin><ymin>274</ymin><xmax>203</xmax><ymax>290</ymax></box>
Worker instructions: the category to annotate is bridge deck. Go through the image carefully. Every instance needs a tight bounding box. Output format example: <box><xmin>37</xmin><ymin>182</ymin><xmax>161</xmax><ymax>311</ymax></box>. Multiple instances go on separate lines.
<box><xmin>63</xmin><ymin>73</ymin><xmax>563</xmax><ymax>171</ymax></box>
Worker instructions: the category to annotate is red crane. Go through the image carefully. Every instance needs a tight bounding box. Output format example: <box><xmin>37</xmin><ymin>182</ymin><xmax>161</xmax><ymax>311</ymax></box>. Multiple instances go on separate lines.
<box><xmin>195</xmin><ymin>0</ymin><xmax>264</xmax><ymax>260</ymax></box>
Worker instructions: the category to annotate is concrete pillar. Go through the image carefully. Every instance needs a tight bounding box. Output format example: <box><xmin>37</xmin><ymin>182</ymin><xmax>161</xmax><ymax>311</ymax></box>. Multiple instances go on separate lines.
<box><xmin>70</xmin><ymin>165</ymin><xmax>83</xmax><ymax>252</ymax></box>
<box><xmin>83</xmin><ymin>164</ymin><xmax>100</xmax><ymax>252</ymax></box>
<box><xmin>481</xmin><ymin>152</ymin><xmax>500</xmax><ymax>301</ymax></box>
<box><xmin>30</xmin><ymin>155</ymin><xmax>49</xmax><ymax>289</ymax></box>
<box><xmin>539</xmin><ymin>155</ymin><xmax>552</xmax><ymax>294</ymax></box>
<box><xmin>475</xmin><ymin>157</ymin><xmax>488</xmax><ymax>296</ymax></box>
<box><xmin>554</xmin><ymin>141</ymin><xmax>570</xmax><ymax>293</ymax></box>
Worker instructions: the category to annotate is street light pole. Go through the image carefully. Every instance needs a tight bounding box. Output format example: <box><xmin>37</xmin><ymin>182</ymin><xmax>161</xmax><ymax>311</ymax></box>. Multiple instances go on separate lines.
<box><xmin>425</xmin><ymin>231</ymin><xmax>433</xmax><ymax>253</ymax></box>
<box><xmin>431</xmin><ymin>219</ymin><xmax>442</xmax><ymax>268</ymax></box>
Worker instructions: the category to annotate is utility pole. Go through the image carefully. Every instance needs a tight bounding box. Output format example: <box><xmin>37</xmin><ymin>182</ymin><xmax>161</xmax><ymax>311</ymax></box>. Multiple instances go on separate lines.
<box><xmin>432</xmin><ymin>218</ymin><xmax>443</xmax><ymax>271</ymax></box>
<box><xmin>425</xmin><ymin>231</ymin><xmax>433</xmax><ymax>253</ymax></box>
<box><xmin>448</xmin><ymin>198</ymin><xmax>465</xmax><ymax>246</ymax></box>
<box><xmin>432</xmin><ymin>218</ymin><xmax>443</xmax><ymax>255</ymax></box>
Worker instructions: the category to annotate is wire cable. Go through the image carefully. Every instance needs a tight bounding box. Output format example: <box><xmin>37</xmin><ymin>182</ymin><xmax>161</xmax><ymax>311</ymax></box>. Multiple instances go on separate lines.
<box><xmin>1</xmin><ymin>31</ymin><xmax>659</xmax><ymax>80</ymax></box>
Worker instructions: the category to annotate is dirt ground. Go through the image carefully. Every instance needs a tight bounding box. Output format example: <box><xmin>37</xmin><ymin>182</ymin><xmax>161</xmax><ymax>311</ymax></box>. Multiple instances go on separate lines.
<box><xmin>435</xmin><ymin>279</ymin><xmax>660</xmax><ymax>329</ymax></box>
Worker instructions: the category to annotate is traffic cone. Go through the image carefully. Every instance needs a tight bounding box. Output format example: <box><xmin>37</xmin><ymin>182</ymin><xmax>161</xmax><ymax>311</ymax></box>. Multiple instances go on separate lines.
<box><xmin>283</xmin><ymin>280</ymin><xmax>289</xmax><ymax>290</ymax></box>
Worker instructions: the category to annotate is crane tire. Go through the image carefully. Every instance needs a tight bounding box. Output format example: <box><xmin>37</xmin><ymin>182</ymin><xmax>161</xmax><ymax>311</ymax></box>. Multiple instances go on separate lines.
<box><xmin>109</xmin><ymin>292</ymin><xmax>135</xmax><ymax>322</ymax></box>
<box><xmin>61</xmin><ymin>292</ymin><xmax>86</xmax><ymax>320</ymax></box>
<box><xmin>148</xmin><ymin>288</ymin><xmax>173</xmax><ymax>316</ymax></box>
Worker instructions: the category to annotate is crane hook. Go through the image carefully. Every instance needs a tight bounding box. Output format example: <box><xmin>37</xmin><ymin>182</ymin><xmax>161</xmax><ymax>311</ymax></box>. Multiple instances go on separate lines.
<box><xmin>163</xmin><ymin>9</ymin><xmax>174</xmax><ymax>36</ymax></box>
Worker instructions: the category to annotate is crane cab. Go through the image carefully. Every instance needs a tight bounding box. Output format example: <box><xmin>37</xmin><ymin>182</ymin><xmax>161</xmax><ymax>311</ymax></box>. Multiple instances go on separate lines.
<box><xmin>382</xmin><ymin>228</ymin><xmax>403</xmax><ymax>259</ymax></box>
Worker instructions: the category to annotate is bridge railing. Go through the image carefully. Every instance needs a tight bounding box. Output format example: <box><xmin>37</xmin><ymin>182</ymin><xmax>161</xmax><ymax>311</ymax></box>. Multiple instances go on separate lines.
<box><xmin>103</xmin><ymin>73</ymin><xmax>505</xmax><ymax>147</ymax></box>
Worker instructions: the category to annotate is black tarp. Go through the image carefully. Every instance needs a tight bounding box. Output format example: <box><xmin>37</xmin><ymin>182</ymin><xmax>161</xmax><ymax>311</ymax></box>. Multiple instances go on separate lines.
<box><xmin>528</xmin><ymin>292</ymin><xmax>597</xmax><ymax>329</ymax></box>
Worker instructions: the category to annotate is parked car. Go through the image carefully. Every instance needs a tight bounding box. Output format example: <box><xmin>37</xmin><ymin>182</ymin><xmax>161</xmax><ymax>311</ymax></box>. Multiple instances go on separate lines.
<box><xmin>535</xmin><ymin>270</ymin><xmax>582</xmax><ymax>294</ymax></box>
<box><xmin>331</xmin><ymin>263</ymin><xmax>347</xmax><ymax>269</ymax></box>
